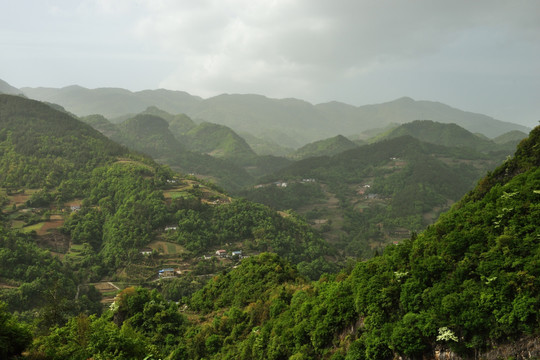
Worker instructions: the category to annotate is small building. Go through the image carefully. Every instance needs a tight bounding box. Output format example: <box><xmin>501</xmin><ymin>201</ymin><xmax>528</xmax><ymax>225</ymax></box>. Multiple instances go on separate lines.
<box><xmin>231</xmin><ymin>250</ymin><xmax>242</xmax><ymax>257</ymax></box>
<box><xmin>159</xmin><ymin>268</ymin><xmax>176</xmax><ymax>278</ymax></box>
<box><xmin>216</xmin><ymin>249</ymin><xmax>227</xmax><ymax>257</ymax></box>
<box><xmin>165</xmin><ymin>225</ymin><xmax>178</xmax><ymax>231</ymax></box>
<box><xmin>140</xmin><ymin>248</ymin><xmax>153</xmax><ymax>256</ymax></box>
<box><xmin>70</xmin><ymin>205</ymin><xmax>81</xmax><ymax>212</ymax></box>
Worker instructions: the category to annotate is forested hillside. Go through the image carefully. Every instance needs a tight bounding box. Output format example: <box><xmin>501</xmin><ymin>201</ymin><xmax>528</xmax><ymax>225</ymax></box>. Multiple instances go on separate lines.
<box><xmin>81</xmin><ymin>111</ymin><xmax>257</xmax><ymax>191</ymax></box>
<box><xmin>25</xmin><ymin>126</ymin><xmax>540</xmax><ymax>359</ymax></box>
<box><xmin>241</xmin><ymin>133</ymin><xmax>510</xmax><ymax>257</ymax></box>
<box><xmin>0</xmin><ymin>95</ymin><xmax>338</xmax><ymax>358</ymax></box>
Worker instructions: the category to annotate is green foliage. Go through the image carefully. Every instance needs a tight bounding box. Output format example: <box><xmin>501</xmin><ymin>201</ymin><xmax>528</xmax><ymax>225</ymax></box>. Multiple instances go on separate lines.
<box><xmin>0</xmin><ymin>301</ymin><xmax>32</xmax><ymax>359</ymax></box>
<box><xmin>290</xmin><ymin>135</ymin><xmax>358</xmax><ymax>160</ymax></box>
<box><xmin>0</xmin><ymin>94</ymin><xmax>127</xmax><ymax>189</ymax></box>
<box><xmin>239</xmin><ymin>182</ymin><xmax>325</xmax><ymax>210</ymax></box>
<box><xmin>170</xmin><ymin>199</ymin><xmax>332</xmax><ymax>269</ymax></box>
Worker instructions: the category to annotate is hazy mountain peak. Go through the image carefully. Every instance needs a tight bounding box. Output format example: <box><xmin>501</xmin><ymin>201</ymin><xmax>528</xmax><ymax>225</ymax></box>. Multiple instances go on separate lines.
<box><xmin>0</xmin><ymin>78</ymin><xmax>22</xmax><ymax>95</ymax></box>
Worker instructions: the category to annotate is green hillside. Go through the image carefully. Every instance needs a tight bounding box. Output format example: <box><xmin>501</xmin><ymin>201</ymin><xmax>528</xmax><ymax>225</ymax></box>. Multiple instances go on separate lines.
<box><xmin>0</xmin><ymin>95</ymin><xmax>341</xmax><ymax>359</ymax></box>
<box><xmin>493</xmin><ymin>130</ymin><xmax>529</xmax><ymax>144</ymax></box>
<box><xmin>28</xmin><ymin>126</ymin><xmax>540</xmax><ymax>359</ymax></box>
<box><xmin>371</xmin><ymin>120</ymin><xmax>496</xmax><ymax>151</ymax></box>
<box><xmin>116</xmin><ymin>114</ymin><xmax>187</xmax><ymax>159</ymax></box>
<box><xmin>0</xmin><ymin>94</ymin><xmax>127</xmax><ymax>189</ymax></box>
<box><xmin>81</xmin><ymin>111</ymin><xmax>255</xmax><ymax>191</ymax></box>
<box><xmin>290</xmin><ymin>134</ymin><xmax>358</xmax><ymax>160</ymax></box>
<box><xmin>242</xmin><ymin>135</ymin><xmax>508</xmax><ymax>257</ymax></box>
<box><xmin>184</xmin><ymin>121</ymin><xmax>257</xmax><ymax>162</ymax></box>
<box><xmin>139</xmin><ymin>106</ymin><xmax>197</xmax><ymax>135</ymax></box>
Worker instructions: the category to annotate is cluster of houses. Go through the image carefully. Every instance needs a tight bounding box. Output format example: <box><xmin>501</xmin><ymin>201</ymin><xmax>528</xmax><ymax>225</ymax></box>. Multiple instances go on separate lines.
<box><xmin>202</xmin><ymin>249</ymin><xmax>244</xmax><ymax>260</ymax></box>
<box><xmin>254</xmin><ymin>178</ymin><xmax>317</xmax><ymax>189</ymax></box>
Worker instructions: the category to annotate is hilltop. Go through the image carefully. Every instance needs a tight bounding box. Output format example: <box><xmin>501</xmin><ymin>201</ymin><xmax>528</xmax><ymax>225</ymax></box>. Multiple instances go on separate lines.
<box><xmin>290</xmin><ymin>134</ymin><xmax>358</xmax><ymax>160</ymax></box>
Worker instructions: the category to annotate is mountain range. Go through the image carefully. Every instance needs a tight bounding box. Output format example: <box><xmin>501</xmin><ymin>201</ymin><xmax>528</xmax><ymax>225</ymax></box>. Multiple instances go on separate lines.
<box><xmin>13</xmin><ymin>81</ymin><xmax>530</xmax><ymax>147</ymax></box>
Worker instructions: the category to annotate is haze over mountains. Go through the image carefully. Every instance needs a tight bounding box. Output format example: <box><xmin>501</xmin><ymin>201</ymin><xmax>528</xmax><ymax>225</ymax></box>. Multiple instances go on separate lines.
<box><xmin>16</xmin><ymin>81</ymin><xmax>530</xmax><ymax>148</ymax></box>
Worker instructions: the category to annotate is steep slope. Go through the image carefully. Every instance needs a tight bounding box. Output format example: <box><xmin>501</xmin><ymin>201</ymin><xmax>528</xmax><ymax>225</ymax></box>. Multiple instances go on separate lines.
<box><xmin>290</xmin><ymin>134</ymin><xmax>358</xmax><ymax>159</ymax></box>
<box><xmin>116</xmin><ymin>114</ymin><xmax>186</xmax><ymax>159</ymax></box>
<box><xmin>139</xmin><ymin>106</ymin><xmax>197</xmax><ymax>135</ymax></box>
<box><xmin>184</xmin><ymin>121</ymin><xmax>257</xmax><ymax>161</ymax></box>
<box><xmin>0</xmin><ymin>94</ymin><xmax>127</xmax><ymax>188</ymax></box>
<box><xmin>181</xmin><ymin>126</ymin><xmax>540</xmax><ymax>359</ymax></box>
<box><xmin>0</xmin><ymin>79</ymin><xmax>22</xmax><ymax>95</ymax></box>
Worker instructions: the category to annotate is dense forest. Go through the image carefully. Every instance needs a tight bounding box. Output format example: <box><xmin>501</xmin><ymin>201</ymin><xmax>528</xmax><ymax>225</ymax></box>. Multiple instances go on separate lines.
<box><xmin>0</xmin><ymin>93</ymin><xmax>538</xmax><ymax>359</ymax></box>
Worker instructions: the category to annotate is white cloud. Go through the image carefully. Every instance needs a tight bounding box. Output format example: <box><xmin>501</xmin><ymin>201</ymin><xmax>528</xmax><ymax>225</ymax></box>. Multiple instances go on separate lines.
<box><xmin>1</xmin><ymin>0</ymin><xmax>539</xmax><ymax>125</ymax></box>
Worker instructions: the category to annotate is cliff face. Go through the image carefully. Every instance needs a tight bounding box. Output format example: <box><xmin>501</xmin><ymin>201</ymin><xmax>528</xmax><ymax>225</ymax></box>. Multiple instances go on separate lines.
<box><xmin>432</xmin><ymin>336</ymin><xmax>540</xmax><ymax>360</ymax></box>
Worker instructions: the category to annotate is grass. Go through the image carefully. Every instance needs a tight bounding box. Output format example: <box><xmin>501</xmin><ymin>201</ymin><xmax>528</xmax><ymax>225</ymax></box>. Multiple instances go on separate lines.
<box><xmin>167</xmin><ymin>243</ymin><xmax>177</xmax><ymax>254</ymax></box>
<box><xmin>148</xmin><ymin>240</ymin><xmax>185</xmax><ymax>255</ymax></box>
<box><xmin>21</xmin><ymin>222</ymin><xmax>44</xmax><ymax>233</ymax></box>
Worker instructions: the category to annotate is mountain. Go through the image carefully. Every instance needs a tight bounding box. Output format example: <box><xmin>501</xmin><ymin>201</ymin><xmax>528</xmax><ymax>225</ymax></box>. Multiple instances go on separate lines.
<box><xmin>343</xmin><ymin>96</ymin><xmax>530</xmax><ymax>138</ymax></box>
<box><xmin>290</xmin><ymin>134</ymin><xmax>358</xmax><ymax>159</ymax></box>
<box><xmin>0</xmin><ymin>79</ymin><xmax>22</xmax><ymax>95</ymax></box>
<box><xmin>242</xmin><ymin>135</ymin><xmax>508</xmax><ymax>257</ymax></box>
<box><xmin>116</xmin><ymin>114</ymin><xmax>186</xmax><ymax>159</ymax></box>
<box><xmin>139</xmin><ymin>106</ymin><xmax>197</xmax><ymax>135</ymax></box>
<box><xmin>22</xmin><ymin>85</ymin><xmax>202</xmax><ymax>118</ymax></box>
<box><xmin>0</xmin><ymin>94</ymin><xmax>127</xmax><ymax>188</ymax></box>
<box><xmin>80</xmin><ymin>112</ymin><xmax>255</xmax><ymax>191</ymax></box>
<box><xmin>0</xmin><ymin>94</ymin><xmax>334</xmax><ymax>331</ymax></box>
<box><xmin>493</xmin><ymin>129</ymin><xmax>529</xmax><ymax>144</ymax></box>
<box><xmin>21</xmin><ymin>85</ymin><xmax>530</xmax><ymax>147</ymax></box>
<box><xmin>29</xmin><ymin>126</ymin><xmax>540</xmax><ymax>359</ymax></box>
<box><xmin>371</xmin><ymin>120</ymin><xmax>498</xmax><ymax>151</ymax></box>
<box><xmin>184</xmin><ymin>122</ymin><xmax>257</xmax><ymax>162</ymax></box>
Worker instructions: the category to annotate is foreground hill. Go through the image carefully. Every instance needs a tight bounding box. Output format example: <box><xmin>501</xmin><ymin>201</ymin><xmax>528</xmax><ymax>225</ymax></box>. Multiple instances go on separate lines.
<box><xmin>0</xmin><ymin>95</ymin><xmax>337</xmax><ymax>358</ymax></box>
<box><xmin>29</xmin><ymin>126</ymin><xmax>540</xmax><ymax>359</ymax></box>
<box><xmin>21</xmin><ymin>84</ymin><xmax>530</xmax><ymax>147</ymax></box>
<box><xmin>0</xmin><ymin>94</ymin><xmax>127</xmax><ymax>188</ymax></box>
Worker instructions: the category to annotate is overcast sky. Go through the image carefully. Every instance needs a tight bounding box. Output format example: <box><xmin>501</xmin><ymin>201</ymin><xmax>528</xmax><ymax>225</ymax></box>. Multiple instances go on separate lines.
<box><xmin>1</xmin><ymin>0</ymin><xmax>539</xmax><ymax>127</ymax></box>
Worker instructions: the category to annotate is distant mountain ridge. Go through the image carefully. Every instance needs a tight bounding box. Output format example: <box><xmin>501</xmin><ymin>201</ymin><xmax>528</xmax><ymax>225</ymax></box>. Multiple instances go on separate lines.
<box><xmin>0</xmin><ymin>79</ymin><xmax>22</xmax><ymax>95</ymax></box>
<box><xmin>19</xmin><ymin>83</ymin><xmax>530</xmax><ymax>147</ymax></box>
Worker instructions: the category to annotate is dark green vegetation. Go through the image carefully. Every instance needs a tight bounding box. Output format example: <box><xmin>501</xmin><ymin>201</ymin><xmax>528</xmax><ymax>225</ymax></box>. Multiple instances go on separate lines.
<box><xmin>28</xmin><ymin>125</ymin><xmax>540</xmax><ymax>358</ymax></box>
<box><xmin>0</xmin><ymin>94</ymin><xmax>336</xmax><ymax>358</ymax></box>
<box><xmin>1</xmin><ymin>91</ymin><xmax>538</xmax><ymax>359</ymax></box>
<box><xmin>22</xmin><ymin>85</ymin><xmax>530</xmax><ymax>148</ymax></box>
